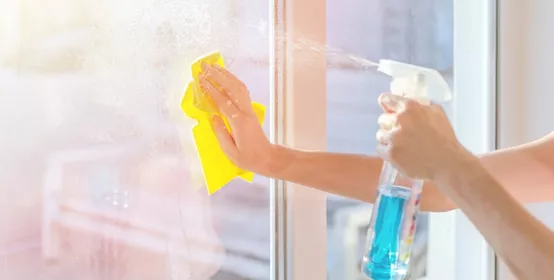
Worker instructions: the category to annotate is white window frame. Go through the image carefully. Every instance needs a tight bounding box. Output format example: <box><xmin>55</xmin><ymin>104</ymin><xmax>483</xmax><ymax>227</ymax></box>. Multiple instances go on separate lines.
<box><xmin>269</xmin><ymin>0</ymin><xmax>328</xmax><ymax>279</ymax></box>
<box><xmin>270</xmin><ymin>0</ymin><xmax>498</xmax><ymax>279</ymax></box>
<box><xmin>426</xmin><ymin>0</ymin><xmax>497</xmax><ymax>279</ymax></box>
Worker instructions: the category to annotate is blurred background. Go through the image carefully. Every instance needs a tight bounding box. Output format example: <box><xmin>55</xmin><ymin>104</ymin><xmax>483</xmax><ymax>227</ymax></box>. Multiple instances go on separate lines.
<box><xmin>0</xmin><ymin>0</ymin><xmax>452</xmax><ymax>279</ymax></box>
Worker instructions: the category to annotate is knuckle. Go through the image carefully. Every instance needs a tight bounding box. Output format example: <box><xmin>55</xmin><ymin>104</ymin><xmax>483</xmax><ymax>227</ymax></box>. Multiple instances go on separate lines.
<box><xmin>376</xmin><ymin>130</ymin><xmax>386</xmax><ymax>142</ymax></box>
<box><xmin>377</xmin><ymin>114</ymin><xmax>388</xmax><ymax>127</ymax></box>
<box><xmin>379</xmin><ymin>112</ymin><xmax>391</xmax><ymax>121</ymax></box>
<box><xmin>237</xmin><ymin>82</ymin><xmax>248</xmax><ymax>92</ymax></box>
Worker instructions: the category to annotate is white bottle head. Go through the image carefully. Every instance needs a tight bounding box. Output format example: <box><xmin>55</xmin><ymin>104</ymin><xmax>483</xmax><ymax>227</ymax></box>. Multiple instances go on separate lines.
<box><xmin>377</xmin><ymin>59</ymin><xmax>452</xmax><ymax>105</ymax></box>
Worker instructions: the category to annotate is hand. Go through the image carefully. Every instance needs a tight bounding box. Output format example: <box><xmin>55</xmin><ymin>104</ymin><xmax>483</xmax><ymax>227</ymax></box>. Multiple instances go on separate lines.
<box><xmin>375</xmin><ymin>93</ymin><xmax>472</xmax><ymax>181</ymax></box>
<box><xmin>198</xmin><ymin>63</ymin><xmax>274</xmax><ymax>173</ymax></box>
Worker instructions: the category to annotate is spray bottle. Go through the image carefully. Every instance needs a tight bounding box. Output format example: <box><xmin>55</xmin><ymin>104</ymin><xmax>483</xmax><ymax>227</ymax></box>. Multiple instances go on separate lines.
<box><xmin>361</xmin><ymin>60</ymin><xmax>452</xmax><ymax>280</ymax></box>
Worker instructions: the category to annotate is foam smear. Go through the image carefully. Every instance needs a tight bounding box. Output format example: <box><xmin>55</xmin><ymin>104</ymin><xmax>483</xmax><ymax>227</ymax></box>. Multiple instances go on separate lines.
<box><xmin>0</xmin><ymin>0</ymin><xmax>382</xmax><ymax>279</ymax></box>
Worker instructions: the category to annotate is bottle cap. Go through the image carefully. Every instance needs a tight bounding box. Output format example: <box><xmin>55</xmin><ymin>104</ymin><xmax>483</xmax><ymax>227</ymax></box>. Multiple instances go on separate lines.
<box><xmin>377</xmin><ymin>59</ymin><xmax>452</xmax><ymax>103</ymax></box>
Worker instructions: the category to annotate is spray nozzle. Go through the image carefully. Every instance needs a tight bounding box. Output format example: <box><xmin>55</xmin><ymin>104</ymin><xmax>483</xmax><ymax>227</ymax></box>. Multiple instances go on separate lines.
<box><xmin>377</xmin><ymin>59</ymin><xmax>452</xmax><ymax>104</ymax></box>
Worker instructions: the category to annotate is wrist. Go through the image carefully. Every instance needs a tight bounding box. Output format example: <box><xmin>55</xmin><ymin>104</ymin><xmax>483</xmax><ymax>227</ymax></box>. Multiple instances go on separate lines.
<box><xmin>255</xmin><ymin>143</ymin><xmax>287</xmax><ymax>177</ymax></box>
<box><xmin>434</xmin><ymin>146</ymin><xmax>482</xmax><ymax>190</ymax></box>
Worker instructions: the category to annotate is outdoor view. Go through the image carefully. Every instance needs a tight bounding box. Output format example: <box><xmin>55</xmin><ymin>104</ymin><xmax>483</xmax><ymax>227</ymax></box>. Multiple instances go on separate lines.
<box><xmin>0</xmin><ymin>0</ymin><xmax>452</xmax><ymax>279</ymax></box>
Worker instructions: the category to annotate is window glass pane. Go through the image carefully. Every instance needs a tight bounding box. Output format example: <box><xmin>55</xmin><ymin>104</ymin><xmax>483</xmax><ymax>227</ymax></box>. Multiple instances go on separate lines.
<box><xmin>325</xmin><ymin>0</ymin><xmax>453</xmax><ymax>279</ymax></box>
<box><xmin>0</xmin><ymin>0</ymin><xmax>271</xmax><ymax>279</ymax></box>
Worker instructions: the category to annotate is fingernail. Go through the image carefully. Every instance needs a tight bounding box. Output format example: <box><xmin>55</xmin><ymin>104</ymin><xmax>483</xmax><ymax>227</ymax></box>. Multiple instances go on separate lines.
<box><xmin>201</xmin><ymin>62</ymin><xmax>209</xmax><ymax>70</ymax></box>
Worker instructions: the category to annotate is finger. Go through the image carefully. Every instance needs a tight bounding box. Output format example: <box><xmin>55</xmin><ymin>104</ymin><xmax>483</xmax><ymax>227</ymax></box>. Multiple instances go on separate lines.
<box><xmin>199</xmin><ymin>76</ymin><xmax>240</xmax><ymax>119</ymax></box>
<box><xmin>430</xmin><ymin>103</ymin><xmax>447</xmax><ymax>115</ymax></box>
<box><xmin>212</xmin><ymin>64</ymin><xmax>254</xmax><ymax>106</ymax></box>
<box><xmin>378</xmin><ymin>93</ymin><xmax>409</xmax><ymax>113</ymax></box>
<box><xmin>212</xmin><ymin>63</ymin><xmax>243</xmax><ymax>84</ymax></box>
<box><xmin>204</xmin><ymin>64</ymin><xmax>253</xmax><ymax>113</ymax></box>
<box><xmin>202</xmin><ymin>63</ymin><xmax>234</xmax><ymax>90</ymax></box>
<box><xmin>209</xmin><ymin>115</ymin><xmax>239</xmax><ymax>160</ymax></box>
<box><xmin>377</xmin><ymin>113</ymin><xmax>397</xmax><ymax>131</ymax></box>
<box><xmin>376</xmin><ymin>129</ymin><xmax>392</xmax><ymax>145</ymax></box>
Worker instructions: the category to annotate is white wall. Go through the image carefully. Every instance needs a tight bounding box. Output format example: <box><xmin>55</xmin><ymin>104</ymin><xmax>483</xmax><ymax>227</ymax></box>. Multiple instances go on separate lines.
<box><xmin>497</xmin><ymin>0</ymin><xmax>554</xmax><ymax>278</ymax></box>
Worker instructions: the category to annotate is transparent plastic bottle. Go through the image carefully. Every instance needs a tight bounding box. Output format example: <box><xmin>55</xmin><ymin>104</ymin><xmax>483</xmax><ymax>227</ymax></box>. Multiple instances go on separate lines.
<box><xmin>360</xmin><ymin>60</ymin><xmax>452</xmax><ymax>280</ymax></box>
<box><xmin>361</xmin><ymin>162</ymin><xmax>422</xmax><ymax>279</ymax></box>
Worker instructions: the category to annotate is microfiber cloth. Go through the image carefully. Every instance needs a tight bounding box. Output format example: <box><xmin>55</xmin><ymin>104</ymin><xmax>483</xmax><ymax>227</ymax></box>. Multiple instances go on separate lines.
<box><xmin>181</xmin><ymin>51</ymin><xmax>266</xmax><ymax>195</ymax></box>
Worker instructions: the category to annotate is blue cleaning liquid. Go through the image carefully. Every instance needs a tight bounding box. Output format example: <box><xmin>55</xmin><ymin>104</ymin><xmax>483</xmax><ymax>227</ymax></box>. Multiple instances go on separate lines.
<box><xmin>362</xmin><ymin>185</ymin><xmax>411</xmax><ymax>280</ymax></box>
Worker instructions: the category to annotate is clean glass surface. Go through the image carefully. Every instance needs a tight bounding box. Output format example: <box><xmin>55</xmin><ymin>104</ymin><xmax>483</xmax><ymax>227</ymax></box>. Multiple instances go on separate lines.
<box><xmin>0</xmin><ymin>0</ymin><xmax>272</xmax><ymax>279</ymax></box>
<box><xmin>325</xmin><ymin>1</ymin><xmax>454</xmax><ymax>279</ymax></box>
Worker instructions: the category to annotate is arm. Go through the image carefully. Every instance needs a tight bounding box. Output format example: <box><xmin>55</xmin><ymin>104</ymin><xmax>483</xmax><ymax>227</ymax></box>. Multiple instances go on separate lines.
<box><xmin>437</xmin><ymin>147</ymin><xmax>554</xmax><ymax>279</ymax></box>
<box><xmin>372</xmin><ymin>95</ymin><xmax>554</xmax><ymax>278</ymax></box>
<box><xmin>199</xmin><ymin>65</ymin><xmax>554</xmax><ymax>211</ymax></box>
<box><xmin>481</xmin><ymin>132</ymin><xmax>554</xmax><ymax>206</ymax></box>
<box><xmin>260</xmin><ymin>132</ymin><xmax>554</xmax><ymax>212</ymax></box>
<box><xmin>260</xmin><ymin>146</ymin><xmax>452</xmax><ymax>211</ymax></box>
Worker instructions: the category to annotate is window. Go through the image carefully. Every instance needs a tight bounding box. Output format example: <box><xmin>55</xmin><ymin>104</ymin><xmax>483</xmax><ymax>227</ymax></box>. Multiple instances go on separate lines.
<box><xmin>278</xmin><ymin>0</ymin><xmax>496</xmax><ymax>279</ymax></box>
<box><xmin>1</xmin><ymin>0</ymin><xmax>497</xmax><ymax>279</ymax></box>
<box><xmin>325</xmin><ymin>1</ymin><xmax>453</xmax><ymax>279</ymax></box>
<box><xmin>0</xmin><ymin>0</ymin><xmax>272</xmax><ymax>279</ymax></box>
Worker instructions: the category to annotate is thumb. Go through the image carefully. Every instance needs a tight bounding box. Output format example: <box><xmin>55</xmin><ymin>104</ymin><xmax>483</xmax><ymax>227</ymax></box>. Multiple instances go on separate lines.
<box><xmin>378</xmin><ymin>93</ymin><xmax>409</xmax><ymax>113</ymax></box>
<box><xmin>430</xmin><ymin>102</ymin><xmax>447</xmax><ymax>114</ymax></box>
<box><xmin>209</xmin><ymin>115</ymin><xmax>239</xmax><ymax>160</ymax></box>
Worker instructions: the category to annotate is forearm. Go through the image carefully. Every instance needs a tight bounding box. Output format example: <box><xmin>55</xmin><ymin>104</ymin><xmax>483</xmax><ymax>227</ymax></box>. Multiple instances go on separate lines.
<box><xmin>481</xmin><ymin>135</ymin><xmax>554</xmax><ymax>205</ymax></box>
<box><xmin>260</xmin><ymin>144</ymin><xmax>454</xmax><ymax>211</ymax></box>
<box><xmin>257</xmin><ymin>134</ymin><xmax>554</xmax><ymax>211</ymax></box>
<box><xmin>260</xmin><ymin>145</ymin><xmax>380</xmax><ymax>200</ymax></box>
<box><xmin>439</xmin><ymin>153</ymin><xmax>554</xmax><ymax>279</ymax></box>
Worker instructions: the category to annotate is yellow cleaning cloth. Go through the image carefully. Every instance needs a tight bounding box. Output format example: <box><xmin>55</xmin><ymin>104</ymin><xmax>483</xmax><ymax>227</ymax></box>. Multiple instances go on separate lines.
<box><xmin>181</xmin><ymin>51</ymin><xmax>266</xmax><ymax>195</ymax></box>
